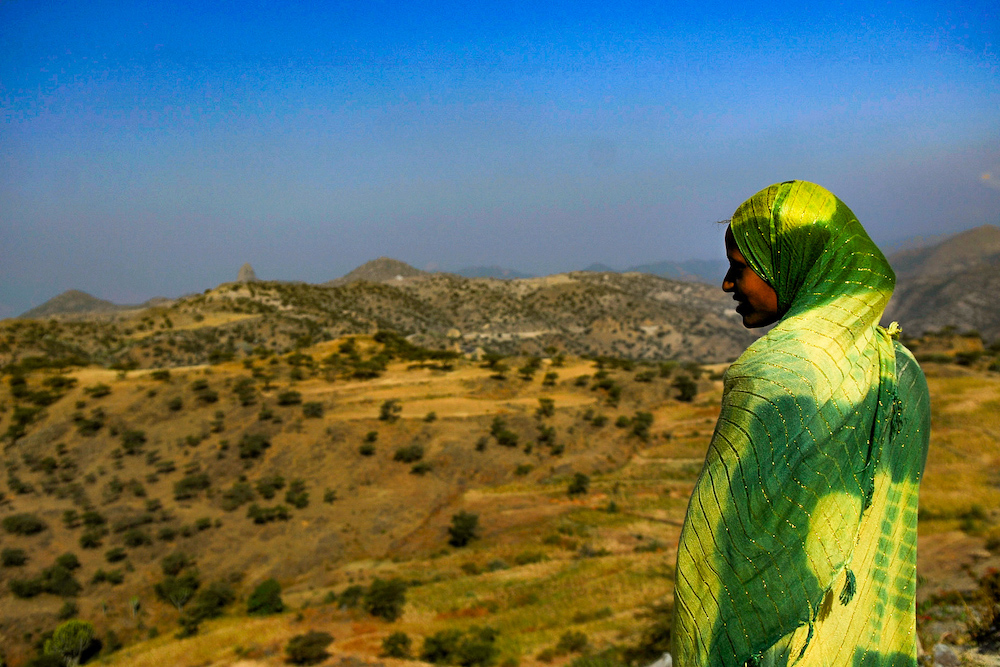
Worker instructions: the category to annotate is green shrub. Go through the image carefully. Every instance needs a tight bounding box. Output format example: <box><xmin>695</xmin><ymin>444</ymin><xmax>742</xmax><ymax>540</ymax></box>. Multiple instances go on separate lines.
<box><xmin>3</xmin><ymin>513</ymin><xmax>47</xmax><ymax>535</ymax></box>
<box><xmin>337</xmin><ymin>584</ymin><xmax>365</xmax><ymax>609</ymax></box>
<box><xmin>364</xmin><ymin>577</ymin><xmax>407</xmax><ymax>621</ymax></box>
<box><xmin>537</xmin><ymin>398</ymin><xmax>555</xmax><ymax>418</ymax></box>
<box><xmin>155</xmin><ymin>571</ymin><xmax>201</xmax><ymax>611</ymax></box>
<box><xmin>568</xmin><ymin>473</ymin><xmax>590</xmax><ymax>496</ymax></box>
<box><xmin>285</xmin><ymin>631</ymin><xmax>334</xmax><ymax>665</ymax></box>
<box><xmin>382</xmin><ymin>631</ymin><xmax>412</xmax><ymax>658</ymax></box>
<box><xmin>411</xmin><ymin>461</ymin><xmax>432</xmax><ymax>475</ymax></box>
<box><xmin>151</xmin><ymin>369</ymin><xmax>171</xmax><ymax>381</ymax></box>
<box><xmin>85</xmin><ymin>383</ymin><xmax>111</xmax><ymax>398</ymax></box>
<box><xmin>673</xmin><ymin>374</ymin><xmax>697</xmax><ymax>402</ymax></box>
<box><xmin>247</xmin><ymin>578</ymin><xmax>284</xmax><ymax>615</ymax></box>
<box><xmin>421</xmin><ymin>626</ymin><xmax>499</xmax><ymax>667</ymax></box>
<box><xmin>448</xmin><ymin>511</ymin><xmax>480</xmax><ymax>548</ymax></box>
<box><xmin>173</xmin><ymin>472</ymin><xmax>211</xmax><ymax>500</ymax></box>
<box><xmin>161</xmin><ymin>552</ymin><xmax>194</xmax><ymax>576</ymax></box>
<box><xmin>79</xmin><ymin>528</ymin><xmax>106</xmax><ymax>549</ymax></box>
<box><xmin>221</xmin><ymin>481</ymin><xmax>256</xmax><ymax>511</ymax></box>
<box><xmin>359</xmin><ymin>443</ymin><xmax>376</xmax><ymax>456</ymax></box>
<box><xmin>379</xmin><ymin>399</ymin><xmax>402</xmax><ymax>422</ymax></box>
<box><xmin>555</xmin><ymin>631</ymin><xmax>589</xmax><ymax>655</ymax></box>
<box><xmin>302</xmin><ymin>402</ymin><xmax>324</xmax><ymax>418</ymax></box>
<box><xmin>285</xmin><ymin>479</ymin><xmax>309</xmax><ymax>508</ymax></box>
<box><xmin>167</xmin><ymin>396</ymin><xmax>183</xmax><ymax>411</ymax></box>
<box><xmin>255</xmin><ymin>474</ymin><xmax>285</xmax><ymax>499</ymax></box>
<box><xmin>247</xmin><ymin>503</ymin><xmax>290</xmax><ymax>524</ymax></box>
<box><xmin>120</xmin><ymin>429</ymin><xmax>147</xmax><ymax>455</ymax></box>
<box><xmin>55</xmin><ymin>552</ymin><xmax>80</xmax><ymax>570</ymax></box>
<box><xmin>105</xmin><ymin>547</ymin><xmax>127</xmax><ymax>563</ymax></box>
<box><xmin>44</xmin><ymin>619</ymin><xmax>96</xmax><ymax>666</ymax></box>
<box><xmin>123</xmin><ymin>528</ymin><xmax>152</xmax><ymax>547</ymax></box>
<box><xmin>631</xmin><ymin>411</ymin><xmax>654</xmax><ymax>440</ymax></box>
<box><xmin>2</xmin><ymin>547</ymin><xmax>28</xmax><ymax>567</ymax></box>
<box><xmin>394</xmin><ymin>444</ymin><xmax>424</xmax><ymax>463</ymax></box>
<box><xmin>277</xmin><ymin>390</ymin><xmax>302</xmax><ymax>406</ymax></box>
<box><xmin>238</xmin><ymin>433</ymin><xmax>271</xmax><ymax>459</ymax></box>
<box><xmin>189</xmin><ymin>580</ymin><xmax>235</xmax><ymax>621</ymax></box>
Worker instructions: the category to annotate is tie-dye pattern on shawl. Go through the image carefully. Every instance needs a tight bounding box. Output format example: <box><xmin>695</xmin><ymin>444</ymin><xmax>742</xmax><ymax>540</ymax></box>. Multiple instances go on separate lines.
<box><xmin>672</xmin><ymin>181</ymin><xmax>930</xmax><ymax>667</ymax></box>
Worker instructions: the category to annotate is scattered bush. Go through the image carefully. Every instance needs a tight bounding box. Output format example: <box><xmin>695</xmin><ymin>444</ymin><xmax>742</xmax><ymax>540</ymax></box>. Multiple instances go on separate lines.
<box><xmin>3</xmin><ymin>513</ymin><xmax>47</xmax><ymax>535</ymax></box>
<box><xmin>448</xmin><ymin>511</ymin><xmax>480</xmax><ymax>548</ymax></box>
<box><xmin>221</xmin><ymin>481</ymin><xmax>256</xmax><ymax>511</ymax></box>
<box><xmin>379</xmin><ymin>399</ymin><xmax>402</xmax><ymax>422</ymax></box>
<box><xmin>382</xmin><ymin>631</ymin><xmax>413</xmax><ymax>658</ymax></box>
<box><xmin>673</xmin><ymin>375</ymin><xmax>697</xmax><ymax>402</ymax></box>
<box><xmin>536</xmin><ymin>398</ymin><xmax>555</xmax><ymax>418</ymax></box>
<box><xmin>421</xmin><ymin>626</ymin><xmax>499</xmax><ymax>667</ymax></box>
<box><xmin>277</xmin><ymin>390</ymin><xmax>302</xmax><ymax>406</ymax></box>
<box><xmin>285</xmin><ymin>631</ymin><xmax>334</xmax><ymax>665</ymax></box>
<box><xmin>247</xmin><ymin>503</ymin><xmax>290</xmax><ymax>524</ymax></box>
<box><xmin>411</xmin><ymin>461</ymin><xmax>432</xmax><ymax>475</ymax></box>
<box><xmin>173</xmin><ymin>472</ymin><xmax>211</xmax><ymax>500</ymax></box>
<box><xmin>238</xmin><ymin>433</ymin><xmax>271</xmax><ymax>459</ymax></box>
<box><xmin>55</xmin><ymin>552</ymin><xmax>81</xmax><ymax>570</ymax></box>
<box><xmin>555</xmin><ymin>631</ymin><xmax>589</xmax><ymax>655</ymax></box>
<box><xmin>285</xmin><ymin>479</ymin><xmax>309</xmax><ymax>508</ymax></box>
<box><xmin>255</xmin><ymin>474</ymin><xmax>285</xmax><ymax>499</ymax></box>
<box><xmin>120</xmin><ymin>429</ymin><xmax>147</xmax><ymax>455</ymax></box>
<box><xmin>123</xmin><ymin>528</ymin><xmax>153</xmax><ymax>547</ymax></box>
<box><xmin>155</xmin><ymin>571</ymin><xmax>201</xmax><ymax>611</ymax></box>
<box><xmin>568</xmin><ymin>473</ymin><xmax>590</xmax><ymax>496</ymax></box>
<box><xmin>247</xmin><ymin>578</ymin><xmax>284</xmax><ymax>615</ymax></box>
<box><xmin>302</xmin><ymin>401</ymin><xmax>324</xmax><ymax>418</ymax></box>
<box><xmin>105</xmin><ymin>547</ymin><xmax>127</xmax><ymax>563</ymax></box>
<box><xmin>394</xmin><ymin>444</ymin><xmax>424</xmax><ymax>463</ymax></box>
<box><xmin>359</xmin><ymin>443</ymin><xmax>376</xmax><ymax>456</ymax></box>
<box><xmin>167</xmin><ymin>396</ymin><xmax>183</xmax><ymax>411</ymax></box>
<box><xmin>84</xmin><ymin>383</ymin><xmax>111</xmax><ymax>398</ymax></box>
<box><xmin>364</xmin><ymin>577</ymin><xmax>407</xmax><ymax>621</ymax></box>
<box><xmin>2</xmin><ymin>547</ymin><xmax>28</xmax><ymax>567</ymax></box>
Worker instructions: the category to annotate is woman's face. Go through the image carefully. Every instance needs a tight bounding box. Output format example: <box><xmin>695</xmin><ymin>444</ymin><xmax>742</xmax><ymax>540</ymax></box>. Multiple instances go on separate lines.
<box><xmin>723</xmin><ymin>227</ymin><xmax>781</xmax><ymax>328</ymax></box>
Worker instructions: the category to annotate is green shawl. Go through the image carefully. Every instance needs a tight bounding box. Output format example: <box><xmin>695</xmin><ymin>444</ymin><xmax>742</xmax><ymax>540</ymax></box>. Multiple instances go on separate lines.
<box><xmin>672</xmin><ymin>181</ymin><xmax>930</xmax><ymax>666</ymax></box>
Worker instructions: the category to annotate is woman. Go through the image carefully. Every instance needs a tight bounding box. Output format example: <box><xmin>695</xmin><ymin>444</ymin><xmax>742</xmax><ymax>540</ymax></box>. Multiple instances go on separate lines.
<box><xmin>672</xmin><ymin>181</ymin><xmax>930</xmax><ymax>666</ymax></box>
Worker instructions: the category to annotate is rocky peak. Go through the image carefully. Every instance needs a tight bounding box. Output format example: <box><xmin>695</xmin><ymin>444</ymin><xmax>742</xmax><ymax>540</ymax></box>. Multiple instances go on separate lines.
<box><xmin>237</xmin><ymin>263</ymin><xmax>257</xmax><ymax>283</ymax></box>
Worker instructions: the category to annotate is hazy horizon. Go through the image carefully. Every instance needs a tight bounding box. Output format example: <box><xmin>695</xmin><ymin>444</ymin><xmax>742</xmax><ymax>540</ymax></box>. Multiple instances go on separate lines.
<box><xmin>3</xmin><ymin>1</ymin><xmax>998</xmax><ymax>317</ymax></box>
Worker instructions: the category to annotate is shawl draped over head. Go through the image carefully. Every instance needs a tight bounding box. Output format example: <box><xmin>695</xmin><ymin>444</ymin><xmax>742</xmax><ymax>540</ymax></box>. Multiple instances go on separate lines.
<box><xmin>672</xmin><ymin>181</ymin><xmax>930</xmax><ymax>667</ymax></box>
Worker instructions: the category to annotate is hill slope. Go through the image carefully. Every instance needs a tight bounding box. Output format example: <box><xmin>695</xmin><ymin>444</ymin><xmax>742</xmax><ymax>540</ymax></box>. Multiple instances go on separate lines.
<box><xmin>19</xmin><ymin>290</ymin><xmax>122</xmax><ymax>318</ymax></box>
<box><xmin>886</xmin><ymin>225</ymin><xmax>1000</xmax><ymax>338</ymax></box>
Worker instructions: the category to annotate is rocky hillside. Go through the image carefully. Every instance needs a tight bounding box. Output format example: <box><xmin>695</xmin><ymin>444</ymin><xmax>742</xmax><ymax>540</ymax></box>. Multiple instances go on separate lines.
<box><xmin>20</xmin><ymin>291</ymin><xmax>123</xmax><ymax>319</ymax></box>
<box><xmin>3</xmin><ymin>269</ymin><xmax>756</xmax><ymax>370</ymax></box>
<box><xmin>886</xmin><ymin>225</ymin><xmax>1000</xmax><ymax>339</ymax></box>
<box><xmin>326</xmin><ymin>258</ymin><xmax>429</xmax><ymax>286</ymax></box>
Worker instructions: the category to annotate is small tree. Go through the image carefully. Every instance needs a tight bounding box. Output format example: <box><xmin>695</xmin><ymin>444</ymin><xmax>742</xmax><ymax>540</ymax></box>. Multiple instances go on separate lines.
<box><xmin>285</xmin><ymin>631</ymin><xmax>334</xmax><ymax>665</ymax></box>
<box><xmin>673</xmin><ymin>375</ymin><xmax>697</xmax><ymax>402</ymax></box>
<box><xmin>364</xmin><ymin>577</ymin><xmax>407</xmax><ymax>621</ymax></box>
<box><xmin>568</xmin><ymin>473</ymin><xmax>590</xmax><ymax>496</ymax></box>
<box><xmin>44</xmin><ymin>619</ymin><xmax>95</xmax><ymax>667</ymax></box>
<box><xmin>382</xmin><ymin>631</ymin><xmax>413</xmax><ymax>658</ymax></box>
<box><xmin>155</xmin><ymin>571</ymin><xmax>200</xmax><ymax>611</ymax></box>
<box><xmin>247</xmin><ymin>578</ymin><xmax>284</xmax><ymax>615</ymax></box>
<box><xmin>379</xmin><ymin>399</ymin><xmax>402</xmax><ymax>422</ymax></box>
<box><xmin>448</xmin><ymin>511</ymin><xmax>480</xmax><ymax>548</ymax></box>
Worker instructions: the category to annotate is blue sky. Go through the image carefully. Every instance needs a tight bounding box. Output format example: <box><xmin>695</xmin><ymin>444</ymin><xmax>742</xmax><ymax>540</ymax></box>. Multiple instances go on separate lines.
<box><xmin>2</xmin><ymin>0</ymin><xmax>998</xmax><ymax>316</ymax></box>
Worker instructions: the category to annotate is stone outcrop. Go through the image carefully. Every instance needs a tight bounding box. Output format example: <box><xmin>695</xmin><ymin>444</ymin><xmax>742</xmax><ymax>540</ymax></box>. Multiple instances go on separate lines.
<box><xmin>237</xmin><ymin>263</ymin><xmax>258</xmax><ymax>283</ymax></box>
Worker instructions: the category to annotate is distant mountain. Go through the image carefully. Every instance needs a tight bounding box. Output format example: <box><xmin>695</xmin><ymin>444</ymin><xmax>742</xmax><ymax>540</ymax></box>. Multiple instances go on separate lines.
<box><xmin>326</xmin><ymin>257</ymin><xmax>427</xmax><ymax>286</ymax></box>
<box><xmin>19</xmin><ymin>290</ymin><xmax>122</xmax><ymax>318</ymax></box>
<box><xmin>885</xmin><ymin>225</ymin><xmax>1000</xmax><ymax>339</ymax></box>
<box><xmin>453</xmin><ymin>265</ymin><xmax>534</xmax><ymax>279</ymax></box>
<box><xmin>581</xmin><ymin>262</ymin><xmax>617</xmax><ymax>273</ymax></box>
<box><xmin>626</xmin><ymin>259</ymin><xmax>726</xmax><ymax>285</ymax></box>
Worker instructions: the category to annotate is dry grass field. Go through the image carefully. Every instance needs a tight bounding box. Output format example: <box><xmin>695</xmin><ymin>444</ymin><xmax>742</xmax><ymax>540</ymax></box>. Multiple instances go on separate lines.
<box><xmin>1</xmin><ymin>329</ymin><xmax>998</xmax><ymax>666</ymax></box>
